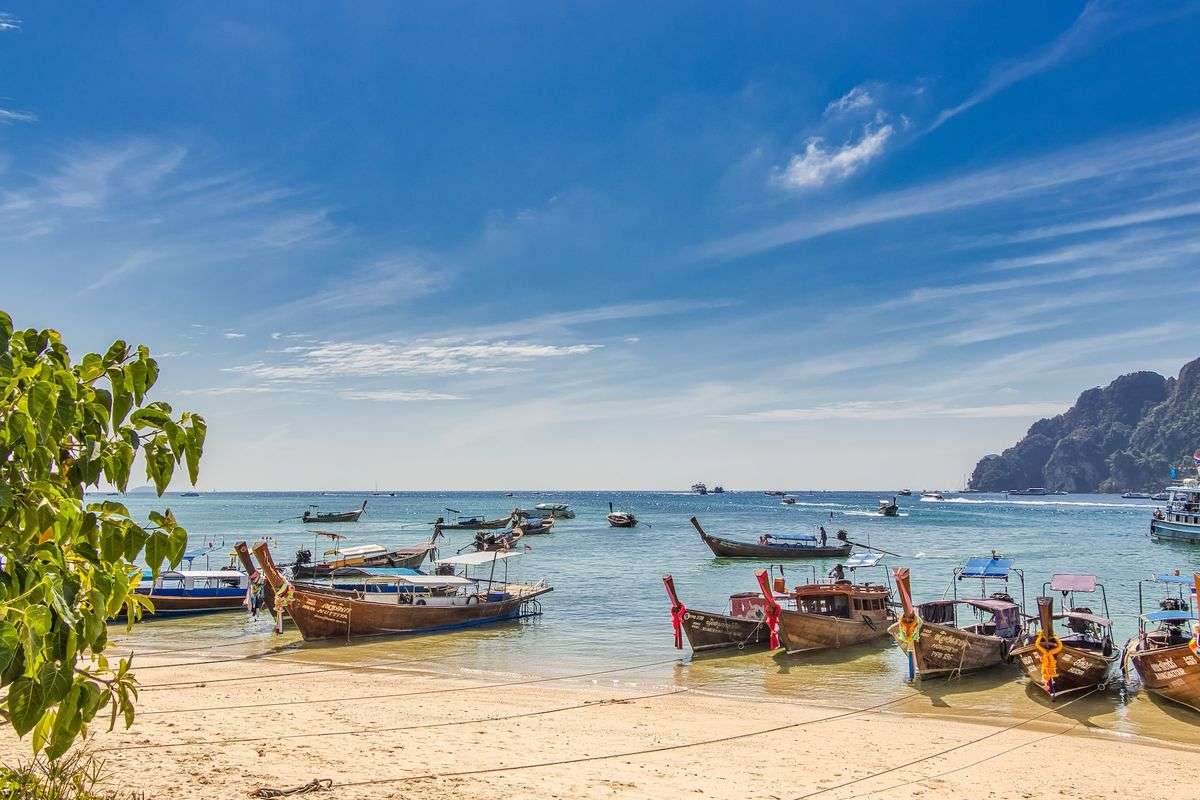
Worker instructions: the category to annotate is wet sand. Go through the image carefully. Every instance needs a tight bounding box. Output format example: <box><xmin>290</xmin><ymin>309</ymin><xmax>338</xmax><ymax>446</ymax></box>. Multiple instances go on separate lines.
<box><xmin>5</xmin><ymin>626</ymin><xmax>1199</xmax><ymax>800</ymax></box>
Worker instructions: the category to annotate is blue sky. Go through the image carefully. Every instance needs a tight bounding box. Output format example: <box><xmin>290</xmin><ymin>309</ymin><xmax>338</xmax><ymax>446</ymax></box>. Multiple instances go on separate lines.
<box><xmin>3</xmin><ymin>2</ymin><xmax>1199</xmax><ymax>489</ymax></box>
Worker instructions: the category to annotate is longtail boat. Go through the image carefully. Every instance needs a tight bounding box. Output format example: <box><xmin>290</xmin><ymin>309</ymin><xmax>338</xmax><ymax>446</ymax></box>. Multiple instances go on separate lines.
<box><xmin>608</xmin><ymin>502</ymin><xmax>637</xmax><ymax>528</ymax></box>
<box><xmin>692</xmin><ymin>516</ymin><xmax>851</xmax><ymax>559</ymax></box>
<box><xmin>877</xmin><ymin>498</ymin><xmax>899</xmax><ymax>517</ymax></box>
<box><xmin>132</xmin><ymin>569</ymin><xmax>249</xmax><ymax>617</ymax></box>
<box><xmin>302</xmin><ymin>500</ymin><xmax>367</xmax><ymax>523</ymax></box>
<box><xmin>662</xmin><ymin>574</ymin><xmax>779</xmax><ymax>652</ymax></box>
<box><xmin>234</xmin><ymin>541</ymin><xmax>274</xmax><ymax>610</ymax></box>
<box><xmin>1123</xmin><ymin>572</ymin><xmax>1200</xmax><ymax>713</ymax></box>
<box><xmin>514</xmin><ymin>516</ymin><xmax>554</xmax><ymax>535</ymax></box>
<box><xmin>1010</xmin><ymin>574</ymin><xmax>1117</xmax><ymax>699</ymax></box>
<box><xmin>292</xmin><ymin>529</ymin><xmax>441</xmax><ymax>579</ymax></box>
<box><xmin>252</xmin><ymin>542</ymin><xmax>552</xmax><ymax>641</ymax></box>
<box><xmin>514</xmin><ymin>503</ymin><xmax>575</xmax><ymax>519</ymax></box>
<box><xmin>890</xmin><ymin>556</ymin><xmax>1025</xmax><ymax>680</ymax></box>
<box><xmin>436</xmin><ymin>511</ymin><xmax>522</xmax><ymax>530</ymax></box>
<box><xmin>776</xmin><ymin>552</ymin><xmax>894</xmax><ymax>654</ymax></box>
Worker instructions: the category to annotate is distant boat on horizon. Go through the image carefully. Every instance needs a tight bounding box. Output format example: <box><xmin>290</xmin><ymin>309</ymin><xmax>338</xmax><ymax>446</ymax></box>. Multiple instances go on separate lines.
<box><xmin>690</xmin><ymin>482</ymin><xmax>708</xmax><ymax>495</ymax></box>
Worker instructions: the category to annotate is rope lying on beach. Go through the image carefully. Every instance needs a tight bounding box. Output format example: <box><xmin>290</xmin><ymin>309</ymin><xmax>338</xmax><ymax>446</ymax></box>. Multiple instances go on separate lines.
<box><xmin>98</xmin><ymin>688</ymin><xmax>691</xmax><ymax>753</ymax></box>
<box><xmin>331</xmin><ymin>691</ymin><xmax>926</xmax><ymax>791</ymax></box>
<box><xmin>250</xmin><ymin>778</ymin><xmax>332</xmax><ymax>797</ymax></box>
<box><xmin>137</xmin><ymin>650</ymin><xmax>445</xmax><ymax>690</ymax></box>
<box><xmin>138</xmin><ymin>656</ymin><xmax>687</xmax><ymax>716</ymax></box>
<box><xmin>788</xmin><ymin>688</ymin><xmax>1098</xmax><ymax>799</ymax></box>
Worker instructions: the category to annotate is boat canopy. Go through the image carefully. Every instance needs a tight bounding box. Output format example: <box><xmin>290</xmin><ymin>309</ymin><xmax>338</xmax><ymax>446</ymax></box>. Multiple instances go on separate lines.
<box><xmin>1049</xmin><ymin>574</ymin><xmax>1097</xmax><ymax>592</ymax></box>
<box><xmin>536</xmin><ymin>503</ymin><xmax>568</xmax><ymax>511</ymax></box>
<box><xmin>844</xmin><ymin>552</ymin><xmax>884</xmax><ymax>568</ymax></box>
<box><xmin>326</xmin><ymin>544</ymin><xmax>387</xmax><ymax>558</ymax></box>
<box><xmin>144</xmin><ymin>569</ymin><xmax>244</xmax><ymax>581</ymax></box>
<box><xmin>331</xmin><ymin>566</ymin><xmax>421</xmax><ymax>577</ymax></box>
<box><xmin>183</xmin><ymin>545</ymin><xmax>217</xmax><ymax>559</ymax></box>
<box><xmin>1141</xmin><ymin>609</ymin><xmax>1196</xmax><ymax>623</ymax></box>
<box><xmin>330</xmin><ymin>570</ymin><xmax>471</xmax><ymax>587</ymax></box>
<box><xmin>1151</xmin><ymin>573</ymin><xmax>1197</xmax><ymax>586</ymax></box>
<box><xmin>766</xmin><ymin>533</ymin><xmax>817</xmax><ymax>542</ymax></box>
<box><xmin>437</xmin><ymin>550</ymin><xmax>525</xmax><ymax>567</ymax></box>
<box><xmin>959</xmin><ymin>556</ymin><xmax>1014</xmax><ymax>579</ymax></box>
<box><xmin>961</xmin><ymin>597</ymin><xmax>1017</xmax><ymax>613</ymax></box>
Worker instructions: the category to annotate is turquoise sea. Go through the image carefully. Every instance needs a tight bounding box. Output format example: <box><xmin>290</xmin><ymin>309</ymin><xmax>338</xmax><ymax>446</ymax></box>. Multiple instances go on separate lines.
<box><xmin>105</xmin><ymin>490</ymin><xmax>1200</xmax><ymax>745</ymax></box>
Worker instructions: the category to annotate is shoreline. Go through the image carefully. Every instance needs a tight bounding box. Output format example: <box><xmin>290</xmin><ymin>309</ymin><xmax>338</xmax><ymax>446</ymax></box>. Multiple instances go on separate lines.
<box><xmin>5</xmin><ymin>632</ymin><xmax>1198</xmax><ymax>799</ymax></box>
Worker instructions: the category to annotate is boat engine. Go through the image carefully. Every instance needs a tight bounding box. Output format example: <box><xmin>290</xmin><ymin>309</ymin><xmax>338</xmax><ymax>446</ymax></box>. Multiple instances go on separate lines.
<box><xmin>295</xmin><ymin>547</ymin><xmax>312</xmax><ymax>566</ymax></box>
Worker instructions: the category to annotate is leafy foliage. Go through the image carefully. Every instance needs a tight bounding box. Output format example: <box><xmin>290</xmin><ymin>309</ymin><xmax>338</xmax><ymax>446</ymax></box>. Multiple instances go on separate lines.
<box><xmin>0</xmin><ymin>310</ymin><xmax>206</xmax><ymax>757</ymax></box>
<box><xmin>0</xmin><ymin>746</ymin><xmax>118</xmax><ymax>800</ymax></box>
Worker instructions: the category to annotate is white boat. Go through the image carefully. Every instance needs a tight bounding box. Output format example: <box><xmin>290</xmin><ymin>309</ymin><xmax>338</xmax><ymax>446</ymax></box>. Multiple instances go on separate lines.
<box><xmin>1151</xmin><ymin>482</ymin><xmax>1200</xmax><ymax>543</ymax></box>
<box><xmin>1123</xmin><ymin>491</ymin><xmax>1152</xmax><ymax>499</ymax></box>
<box><xmin>1009</xmin><ymin>487</ymin><xmax>1049</xmax><ymax>496</ymax></box>
<box><xmin>920</xmin><ymin>492</ymin><xmax>945</xmax><ymax>501</ymax></box>
<box><xmin>690</xmin><ymin>482</ymin><xmax>708</xmax><ymax>495</ymax></box>
<box><xmin>781</xmin><ymin>495</ymin><xmax>797</xmax><ymax>505</ymax></box>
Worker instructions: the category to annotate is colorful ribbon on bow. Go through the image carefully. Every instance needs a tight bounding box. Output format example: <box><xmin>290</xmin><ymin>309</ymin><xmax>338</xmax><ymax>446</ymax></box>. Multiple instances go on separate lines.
<box><xmin>754</xmin><ymin>569</ymin><xmax>783</xmax><ymax>649</ymax></box>
<box><xmin>1033</xmin><ymin>630</ymin><xmax>1063</xmax><ymax>686</ymax></box>
<box><xmin>662</xmin><ymin>575</ymin><xmax>687</xmax><ymax>650</ymax></box>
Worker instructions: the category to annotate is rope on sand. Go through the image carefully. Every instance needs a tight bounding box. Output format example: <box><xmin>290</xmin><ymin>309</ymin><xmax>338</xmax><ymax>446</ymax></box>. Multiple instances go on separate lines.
<box><xmin>250</xmin><ymin>778</ymin><xmax>332</xmax><ymax>797</ymax></box>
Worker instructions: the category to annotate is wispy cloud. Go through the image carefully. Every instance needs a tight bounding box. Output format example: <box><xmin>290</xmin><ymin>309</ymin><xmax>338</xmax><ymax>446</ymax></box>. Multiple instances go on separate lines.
<box><xmin>0</xmin><ymin>12</ymin><xmax>19</xmax><ymax>31</ymax></box>
<box><xmin>223</xmin><ymin>331</ymin><xmax>246</xmax><ymax>339</ymax></box>
<box><xmin>699</xmin><ymin>119</ymin><xmax>1200</xmax><ymax>261</ymax></box>
<box><xmin>930</xmin><ymin>2</ymin><xmax>1116</xmax><ymax>132</ymax></box>
<box><xmin>0</xmin><ymin>108</ymin><xmax>35</xmax><ymax>124</ymax></box>
<box><xmin>338</xmin><ymin>389</ymin><xmax>466</xmax><ymax>402</ymax></box>
<box><xmin>980</xmin><ymin>200</ymin><xmax>1200</xmax><ymax>246</ymax></box>
<box><xmin>273</xmin><ymin>256</ymin><xmax>448</xmax><ymax>317</ymax></box>
<box><xmin>773</xmin><ymin>116</ymin><xmax>893</xmax><ymax>190</ymax></box>
<box><xmin>825</xmin><ymin>85</ymin><xmax>875</xmax><ymax>115</ymax></box>
<box><xmin>225</xmin><ymin>339</ymin><xmax>603</xmax><ymax>382</ymax></box>
<box><xmin>722</xmin><ymin>399</ymin><xmax>1067</xmax><ymax>422</ymax></box>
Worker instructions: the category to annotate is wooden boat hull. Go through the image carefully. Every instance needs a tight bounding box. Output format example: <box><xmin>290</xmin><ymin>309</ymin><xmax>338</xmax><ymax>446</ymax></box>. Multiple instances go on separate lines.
<box><xmin>1011</xmin><ymin>641</ymin><xmax>1115</xmax><ymax>698</ymax></box>
<box><xmin>439</xmin><ymin>518</ymin><xmax>512</xmax><ymax>530</ymax></box>
<box><xmin>679</xmin><ymin>608</ymin><xmax>770</xmax><ymax>652</ymax></box>
<box><xmin>303</xmin><ymin>502</ymin><xmax>367</xmax><ymax>524</ymax></box>
<box><xmin>777</xmin><ymin>609</ymin><xmax>891</xmax><ymax>654</ymax></box>
<box><xmin>1127</xmin><ymin>642</ymin><xmax>1200</xmax><ymax>713</ymax></box>
<box><xmin>608</xmin><ymin>515</ymin><xmax>637</xmax><ymax>528</ymax></box>
<box><xmin>134</xmin><ymin>590</ymin><xmax>246</xmax><ymax>617</ymax></box>
<box><xmin>699</xmin><ymin>530</ymin><xmax>851</xmax><ymax>560</ymax></box>
<box><xmin>253</xmin><ymin>543</ymin><xmax>550</xmax><ymax>641</ymax></box>
<box><xmin>907</xmin><ymin>622</ymin><xmax>1010</xmax><ymax>678</ymax></box>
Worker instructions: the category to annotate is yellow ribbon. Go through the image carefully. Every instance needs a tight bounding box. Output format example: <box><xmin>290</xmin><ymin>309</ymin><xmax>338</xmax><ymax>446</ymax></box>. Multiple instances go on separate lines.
<box><xmin>891</xmin><ymin>613</ymin><xmax>922</xmax><ymax>652</ymax></box>
<box><xmin>1033</xmin><ymin>630</ymin><xmax>1063</xmax><ymax>685</ymax></box>
<box><xmin>274</xmin><ymin>581</ymin><xmax>295</xmax><ymax>613</ymax></box>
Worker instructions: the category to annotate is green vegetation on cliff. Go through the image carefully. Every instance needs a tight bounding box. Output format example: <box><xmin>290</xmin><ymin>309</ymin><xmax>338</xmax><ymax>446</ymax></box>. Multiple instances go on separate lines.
<box><xmin>969</xmin><ymin>358</ymin><xmax>1200</xmax><ymax>493</ymax></box>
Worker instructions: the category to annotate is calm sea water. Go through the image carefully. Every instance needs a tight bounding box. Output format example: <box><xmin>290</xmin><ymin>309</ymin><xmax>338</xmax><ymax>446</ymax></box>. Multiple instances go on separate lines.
<box><xmin>104</xmin><ymin>490</ymin><xmax>1200</xmax><ymax>744</ymax></box>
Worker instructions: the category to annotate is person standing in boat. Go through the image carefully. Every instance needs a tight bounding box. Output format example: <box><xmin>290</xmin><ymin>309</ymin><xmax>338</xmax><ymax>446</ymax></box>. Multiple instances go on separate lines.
<box><xmin>819</xmin><ymin>526</ymin><xmax>828</xmax><ymax>547</ymax></box>
<box><xmin>828</xmin><ymin>563</ymin><xmax>845</xmax><ymax>582</ymax></box>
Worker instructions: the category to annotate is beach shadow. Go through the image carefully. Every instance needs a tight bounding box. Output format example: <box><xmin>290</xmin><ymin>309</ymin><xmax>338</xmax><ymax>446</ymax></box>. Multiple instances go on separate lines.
<box><xmin>1019</xmin><ymin>681</ymin><xmax>1118</xmax><ymax>728</ymax></box>
<box><xmin>910</xmin><ymin>666</ymin><xmax>1024</xmax><ymax>708</ymax></box>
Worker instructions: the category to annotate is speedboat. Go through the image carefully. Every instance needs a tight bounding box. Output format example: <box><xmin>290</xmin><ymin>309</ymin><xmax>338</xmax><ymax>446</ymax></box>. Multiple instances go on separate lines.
<box><xmin>781</xmin><ymin>495</ymin><xmax>797</xmax><ymax>505</ymax></box>
<box><xmin>920</xmin><ymin>492</ymin><xmax>944</xmax><ymax>501</ymax></box>
<box><xmin>1009</xmin><ymin>487</ymin><xmax>1048</xmax><ymax>496</ymax></box>
<box><xmin>898</xmin><ymin>489</ymin><xmax>912</xmax><ymax>497</ymax></box>
<box><xmin>1122</xmin><ymin>491</ymin><xmax>1152</xmax><ymax>499</ymax></box>
<box><xmin>690</xmin><ymin>482</ymin><xmax>708</xmax><ymax>495</ymax></box>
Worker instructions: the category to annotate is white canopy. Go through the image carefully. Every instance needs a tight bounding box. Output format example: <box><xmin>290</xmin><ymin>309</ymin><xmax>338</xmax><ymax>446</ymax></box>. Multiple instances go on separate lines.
<box><xmin>326</xmin><ymin>544</ymin><xmax>386</xmax><ymax>557</ymax></box>
<box><xmin>436</xmin><ymin>550</ymin><xmax>524</xmax><ymax>567</ymax></box>
<box><xmin>161</xmin><ymin>570</ymin><xmax>244</xmax><ymax>580</ymax></box>
<box><xmin>345</xmin><ymin>574</ymin><xmax>472</xmax><ymax>587</ymax></box>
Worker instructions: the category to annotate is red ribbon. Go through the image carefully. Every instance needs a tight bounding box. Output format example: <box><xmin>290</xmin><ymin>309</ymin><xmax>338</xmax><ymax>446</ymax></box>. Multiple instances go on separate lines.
<box><xmin>755</xmin><ymin>570</ymin><xmax>782</xmax><ymax>649</ymax></box>
<box><xmin>670</xmin><ymin>602</ymin><xmax>688</xmax><ymax>649</ymax></box>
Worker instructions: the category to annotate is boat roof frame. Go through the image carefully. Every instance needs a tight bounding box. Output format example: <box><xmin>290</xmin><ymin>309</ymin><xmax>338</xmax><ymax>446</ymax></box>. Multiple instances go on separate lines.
<box><xmin>1041</xmin><ymin>573</ymin><xmax>1110</xmax><ymax>621</ymax></box>
<box><xmin>951</xmin><ymin>555</ymin><xmax>1025</xmax><ymax>617</ymax></box>
<box><xmin>1135</xmin><ymin>573</ymin><xmax>1198</xmax><ymax>616</ymax></box>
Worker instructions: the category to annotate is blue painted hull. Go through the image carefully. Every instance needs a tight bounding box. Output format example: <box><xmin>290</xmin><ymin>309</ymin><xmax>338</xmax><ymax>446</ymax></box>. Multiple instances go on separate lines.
<box><xmin>1151</xmin><ymin>518</ymin><xmax>1200</xmax><ymax>543</ymax></box>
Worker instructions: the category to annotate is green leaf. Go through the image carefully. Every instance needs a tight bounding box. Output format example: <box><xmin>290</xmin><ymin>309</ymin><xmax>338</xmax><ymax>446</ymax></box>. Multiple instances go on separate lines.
<box><xmin>185</xmin><ymin>416</ymin><xmax>207</xmax><ymax>484</ymax></box>
<box><xmin>25</xmin><ymin>605</ymin><xmax>52</xmax><ymax>637</ymax></box>
<box><xmin>46</xmin><ymin>684</ymin><xmax>82</xmax><ymax>759</ymax></box>
<box><xmin>144</xmin><ymin>531</ymin><xmax>169</xmax><ymax>576</ymax></box>
<box><xmin>110</xmin><ymin>367</ymin><xmax>132</xmax><ymax>427</ymax></box>
<box><xmin>103</xmin><ymin>339</ymin><xmax>129</xmax><ymax>366</ymax></box>
<box><xmin>0</xmin><ymin>622</ymin><xmax>18</xmax><ymax>676</ymax></box>
<box><xmin>8</xmin><ymin>677</ymin><xmax>44</xmax><ymax>737</ymax></box>
<box><xmin>37</xmin><ymin>660</ymin><xmax>73</xmax><ymax>705</ymax></box>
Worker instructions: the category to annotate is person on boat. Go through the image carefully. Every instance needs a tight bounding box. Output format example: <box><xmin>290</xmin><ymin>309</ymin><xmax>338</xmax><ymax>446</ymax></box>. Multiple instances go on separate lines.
<box><xmin>828</xmin><ymin>563</ymin><xmax>845</xmax><ymax>582</ymax></box>
<box><xmin>819</xmin><ymin>526</ymin><xmax>828</xmax><ymax>547</ymax></box>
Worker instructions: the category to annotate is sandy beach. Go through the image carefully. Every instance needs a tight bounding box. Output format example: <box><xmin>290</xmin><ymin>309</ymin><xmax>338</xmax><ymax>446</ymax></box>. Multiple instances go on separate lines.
<box><xmin>5</xmin><ymin>626</ymin><xmax>1197</xmax><ymax>800</ymax></box>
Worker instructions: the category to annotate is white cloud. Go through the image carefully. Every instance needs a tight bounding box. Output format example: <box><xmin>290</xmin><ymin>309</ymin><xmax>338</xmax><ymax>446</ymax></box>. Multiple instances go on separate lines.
<box><xmin>985</xmin><ymin>200</ymin><xmax>1200</xmax><ymax>246</ymax></box>
<box><xmin>338</xmin><ymin>389</ymin><xmax>466</xmax><ymax>402</ymax></box>
<box><xmin>178</xmin><ymin>386</ymin><xmax>281</xmax><ymax>396</ymax></box>
<box><xmin>255</xmin><ymin>209</ymin><xmax>340</xmax><ymax>248</ymax></box>
<box><xmin>0</xmin><ymin>108</ymin><xmax>35</xmax><ymax>124</ymax></box>
<box><xmin>223</xmin><ymin>331</ymin><xmax>246</xmax><ymax>339</ymax></box>
<box><xmin>0</xmin><ymin>13</ymin><xmax>19</xmax><ymax>31</ymax></box>
<box><xmin>700</xmin><ymin>120</ymin><xmax>1200</xmax><ymax>261</ymax></box>
<box><xmin>722</xmin><ymin>400</ymin><xmax>1068</xmax><ymax>422</ymax></box>
<box><xmin>825</xmin><ymin>86</ymin><xmax>874</xmax><ymax>115</ymax></box>
<box><xmin>774</xmin><ymin>120</ymin><xmax>893</xmax><ymax>190</ymax></box>
<box><xmin>225</xmin><ymin>339</ymin><xmax>603</xmax><ymax>382</ymax></box>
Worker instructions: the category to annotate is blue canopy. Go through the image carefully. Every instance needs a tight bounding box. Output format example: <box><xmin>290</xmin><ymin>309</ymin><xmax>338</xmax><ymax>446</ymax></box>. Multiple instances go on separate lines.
<box><xmin>1143</xmin><ymin>609</ymin><xmax>1197</xmax><ymax>623</ymax></box>
<box><xmin>960</xmin><ymin>557</ymin><xmax>1014</xmax><ymax>579</ymax></box>
<box><xmin>767</xmin><ymin>533</ymin><xmax>817</xmax><ymax>542</ymax></box>
<box><xmin>330</xmin><ymin>567</ymin><xmax>423</xmax><ymax>577</ymax></box>
<box><xmin>183</xmin><ymin>545</ymin><xmax>214</xmax><ymax>559</ymax></box>
<box><xmin>1152</xmin><ymin>574</ymin><xmax>1197</xmax><ymax>585</ymax></box>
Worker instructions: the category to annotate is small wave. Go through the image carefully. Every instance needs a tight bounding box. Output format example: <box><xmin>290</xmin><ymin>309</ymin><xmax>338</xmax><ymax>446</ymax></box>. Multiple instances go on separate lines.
<box><xmin>942</xmin><ymin>497</ymin><xmax>1153</xmax><ymax>509</ymax></box>
<box><xmin>842</xmin><ymin>510</ymin><xmax>911</xmax><ymax>518</ymax></box>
